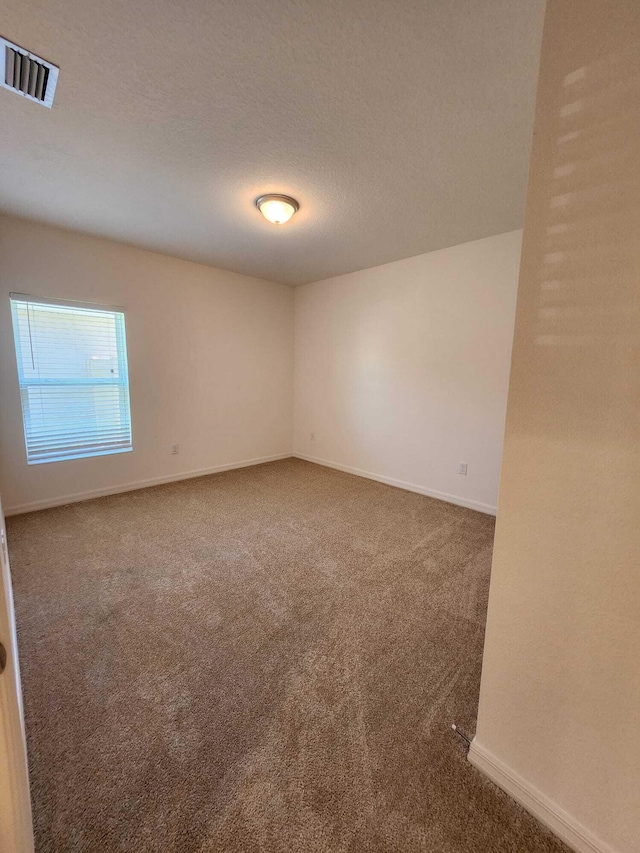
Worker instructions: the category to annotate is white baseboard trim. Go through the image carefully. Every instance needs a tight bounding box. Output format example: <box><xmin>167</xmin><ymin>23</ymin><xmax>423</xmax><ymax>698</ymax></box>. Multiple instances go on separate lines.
<box><xmin>293</xmin><ymin>453</ymin><xmax>497</xmax><ymax>516</ymax></box>
<box><xmin>4</xmin><ymin>453</ymin><xmax>293</xmax><ymax>516</ymax></box>
<box><xmin>468</xmin><ymin>739</ymin><xmax>618</xmax><ymax>853</ymax></box>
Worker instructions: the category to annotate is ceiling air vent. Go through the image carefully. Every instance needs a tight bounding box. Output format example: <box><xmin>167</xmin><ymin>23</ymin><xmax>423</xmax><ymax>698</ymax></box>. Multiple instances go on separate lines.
<box><xmin>0</xmin><ymin>37</ymin><xmax>59</xmax><ymax>107</ymax></box>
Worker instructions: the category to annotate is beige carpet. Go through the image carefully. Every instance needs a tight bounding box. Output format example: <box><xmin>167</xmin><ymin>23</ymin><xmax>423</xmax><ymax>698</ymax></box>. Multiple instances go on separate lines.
<box><xmin>8</xmin><ymin>458</ymin><xmax>568</xmax><ymax>852</ymax></box>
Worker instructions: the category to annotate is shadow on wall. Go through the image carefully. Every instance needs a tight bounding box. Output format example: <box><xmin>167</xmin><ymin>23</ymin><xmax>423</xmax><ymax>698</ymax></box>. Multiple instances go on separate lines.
<box><xmin>528</xmin><ymin>40</ymin><xmax>640</xmax><ymax>449</ymax></box>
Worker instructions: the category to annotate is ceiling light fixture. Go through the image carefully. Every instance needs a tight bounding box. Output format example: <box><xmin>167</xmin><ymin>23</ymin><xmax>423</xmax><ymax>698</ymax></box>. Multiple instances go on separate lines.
<box><xmin>255</xmin><ymin>194</ymin><xmax>299</xmax><ymax>225</ymax></box>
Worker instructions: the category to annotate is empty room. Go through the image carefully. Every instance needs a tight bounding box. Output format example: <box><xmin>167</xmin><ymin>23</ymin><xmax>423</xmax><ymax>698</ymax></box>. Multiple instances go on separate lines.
<box><xmin>0</xmin><ymin>1</ymin><xmax>638</xmax><ymax>852</ymax></box>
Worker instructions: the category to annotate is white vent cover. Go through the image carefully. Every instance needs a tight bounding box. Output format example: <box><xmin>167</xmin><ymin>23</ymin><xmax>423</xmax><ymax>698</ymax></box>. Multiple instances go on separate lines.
<box><xmin>0</xmin><ymin>37</ymin><xmax>59</xmax><ymax>107</ymax></box>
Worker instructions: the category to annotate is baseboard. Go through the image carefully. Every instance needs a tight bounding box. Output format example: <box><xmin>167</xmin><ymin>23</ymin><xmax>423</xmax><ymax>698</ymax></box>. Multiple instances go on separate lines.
<box><xmin>4</xmin><ymin>453</ymin><xmax>293</xmax><ymax>516</ymax></box>
<box><xmin>468</xmin><ymin>739</ymin><xmax>618</xmax><ymax>853</ymax></box>
<box><xmin>293</xmin><ymin>453</ymin><xmax>497</xmax><ymax>516</ymax></box>
<box><xmin>5</xmin><ymin>453</ymin><xmax>497</xmax><ymax>517</ymax></box>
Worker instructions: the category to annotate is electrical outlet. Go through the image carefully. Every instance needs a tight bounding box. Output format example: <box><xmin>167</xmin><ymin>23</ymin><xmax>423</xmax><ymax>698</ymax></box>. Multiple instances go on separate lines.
<box><xmin>310</xmin><ymin>432</ymin><xmax>315</xmax><ymax>441</ymax></box>
<box><xmin>458</xmin><ymin>462</ymin><xmax>468</xmax><ymax>475</ymax></box>
<box><xmin>171</xmin><ymin>443</ymin><xmax>179</xmax><ymax>455</ymax></box>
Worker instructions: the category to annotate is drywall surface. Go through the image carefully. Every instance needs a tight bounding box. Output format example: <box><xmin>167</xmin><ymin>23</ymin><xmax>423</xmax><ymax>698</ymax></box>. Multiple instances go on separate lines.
<box><xmin>474</xmin><ymin>2</ymin><xmax>640</xmax><ymax>851</ymax></box>
<box><xmin>0</xmin><ymin>217</ymin><xmax>293</xmax><ymax>512</ymax></box>
<box><xmin>293</xmin><ymin>231</ymin><xmax>521</xmax><ymax>513</ymax></box>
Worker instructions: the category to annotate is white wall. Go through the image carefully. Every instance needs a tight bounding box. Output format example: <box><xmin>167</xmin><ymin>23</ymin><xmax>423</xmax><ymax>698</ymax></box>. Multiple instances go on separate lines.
<box><xmin>472</xmin><ymin>2</ymin><xmax>640</xmax><ymax>852</ymax></box>
<box><xmin>0</xmin><ymin>216</ymin><xmax>294</xmax><ymax>513</ymax></box>
<box><xmin>293</xmin><ymin>231</ymin><xmax>521</xmax><ymax>514</ymax></box>
<box><xmin>0</xmin><ymin>220</ymin><xmax>520</xmax><ymax>518</ymax></box>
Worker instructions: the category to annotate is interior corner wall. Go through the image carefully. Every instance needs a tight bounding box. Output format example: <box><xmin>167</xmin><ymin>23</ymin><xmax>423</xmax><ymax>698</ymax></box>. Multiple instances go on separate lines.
<box><xmin>0</xmin><ymin>216</ymin><xmax>294</xmax><ymax>513</ymax></box>
<box><xmin>293</xmin><ymin>230</ymin><xmax>522</xmax><ymax>514</ymax></box>
<box><xmin>472</xmin><ymin>2</ymin><xmax>640</xmax><ymax>852</ymax></box>
<box><xmin>1</xmin><ymin>218</ymin><xmax>520</xmax><ymax>518</ymax></box>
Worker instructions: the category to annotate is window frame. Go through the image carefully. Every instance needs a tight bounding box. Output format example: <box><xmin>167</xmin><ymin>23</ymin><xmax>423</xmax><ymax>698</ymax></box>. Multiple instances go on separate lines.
<box><xmin>9</xmin><ymin>293</ymin><xmax>133</xmax><ymax>465</ymax></box>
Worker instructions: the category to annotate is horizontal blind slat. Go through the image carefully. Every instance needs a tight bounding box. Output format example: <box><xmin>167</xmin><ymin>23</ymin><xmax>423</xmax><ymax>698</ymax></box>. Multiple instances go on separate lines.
<box><xmin>25</xmin><ymin>430</ymin><xmax>131</xmax><ymax>443</ymax></box>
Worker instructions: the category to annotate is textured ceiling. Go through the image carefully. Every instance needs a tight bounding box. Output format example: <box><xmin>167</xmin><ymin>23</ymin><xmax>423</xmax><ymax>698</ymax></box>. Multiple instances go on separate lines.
<box><xmin>0</xmin><ymin>0</ymin><xmax>545</xmax><ymax>285</ymax></box>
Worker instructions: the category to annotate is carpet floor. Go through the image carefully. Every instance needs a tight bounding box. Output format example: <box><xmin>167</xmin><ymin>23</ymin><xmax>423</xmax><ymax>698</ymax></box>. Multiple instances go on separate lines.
<box><xmin>7</xmin><ymin>458</ymin><xmax>569</xmax><ymax>852</ymax></box>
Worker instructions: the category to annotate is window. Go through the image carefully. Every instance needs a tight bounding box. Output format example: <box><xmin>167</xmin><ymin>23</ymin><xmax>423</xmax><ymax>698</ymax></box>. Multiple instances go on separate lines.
<box><xmin>10</xmin><ymin>294</ymin><xmax>132</xmax><ymax>464</ymax></box>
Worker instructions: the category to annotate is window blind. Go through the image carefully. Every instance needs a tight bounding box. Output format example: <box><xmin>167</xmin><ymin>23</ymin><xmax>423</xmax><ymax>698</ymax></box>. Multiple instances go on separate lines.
<box><xmin>10</xmin><ymin>294</ymin><xmax>133</xmax><ymax>465</ymax></box>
